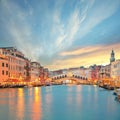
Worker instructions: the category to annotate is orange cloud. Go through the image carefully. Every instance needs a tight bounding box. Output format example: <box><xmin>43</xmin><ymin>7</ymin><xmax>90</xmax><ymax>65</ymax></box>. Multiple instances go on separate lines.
<box><xmin>46</xmin><ymin>43</ymin><xmax>120</xmax><ymax>70</ymax></box>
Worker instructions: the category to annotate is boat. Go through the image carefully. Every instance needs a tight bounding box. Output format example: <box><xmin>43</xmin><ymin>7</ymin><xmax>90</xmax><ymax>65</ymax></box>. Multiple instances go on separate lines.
<box><xmin>24</xmin><ymin>84</ymin><xmax>33</xmax><ymax>88</ymax></box>
<box><xmin>117</xmin><ymin>90</ymin><xmax>120</xmax><ymax>101</ymax></box>
<box><xmin>113</xmin><ymin>88</ymin><xmax>120</xmax><ymax>95</ymax></box>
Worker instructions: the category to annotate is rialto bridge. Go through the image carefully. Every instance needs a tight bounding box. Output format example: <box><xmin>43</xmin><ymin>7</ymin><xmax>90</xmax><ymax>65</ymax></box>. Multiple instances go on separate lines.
<box><xmin>49</xmin><ymin>71</ymin><xmax>88</xmax><ymax>84</ymax></box>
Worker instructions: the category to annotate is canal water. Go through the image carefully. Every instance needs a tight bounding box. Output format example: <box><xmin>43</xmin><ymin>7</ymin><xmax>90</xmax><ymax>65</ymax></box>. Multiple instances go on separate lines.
<box><xmin>0</xmin><ymin>85</ymin><xmax>120</xmax><ymax>120</ymax></box>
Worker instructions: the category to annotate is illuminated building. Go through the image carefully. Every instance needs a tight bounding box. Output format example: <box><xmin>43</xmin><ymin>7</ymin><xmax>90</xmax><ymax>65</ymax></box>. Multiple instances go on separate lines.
<box><xmin>0</xmin><ymin>53</ymin><xmax>9</xmax><ymax>83</ymax></box>
<box><xmin>39</xmin><ymin>66</ymin><xmax>44</xmax><ymax>84</ymax></box>
<box><xmin>43</xmin><ymin>68</ymin><xmax>49</xmax><ymax>80</ymax></box>
<box><xmin>0</xmin><ymin>47</ymin><xmax>30</xmax><ymax>82</ymax></box>
<box><xmin>111</xmin><ymin>60</ymin><xmax>120</xmax><ymax>81</ymax></box>
<box><xmin>30</xmin><ymin>62</ymin><xmax>41</xmax><ymax>82</ymax></box>
<box><xmin>0</xmin><ymin>47</ymin><xmax>49</xmax><ymax>84</ymax></box>
<box><xmin>99</xmin><ymin>65</ymin><xmax>111</xmax><ymax>79</ymax></box>
<box><xmin>89</xmin><ymin>65</ymin><xmax>101</xmax><ymax>81</ymax></box>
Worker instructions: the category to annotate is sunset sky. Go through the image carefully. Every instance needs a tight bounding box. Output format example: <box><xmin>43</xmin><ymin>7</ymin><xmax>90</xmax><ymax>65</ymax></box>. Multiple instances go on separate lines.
<box><xmin>0</xmin><ymin>0</ymin><xmax>120</xmax><ymax>70</ymax></box>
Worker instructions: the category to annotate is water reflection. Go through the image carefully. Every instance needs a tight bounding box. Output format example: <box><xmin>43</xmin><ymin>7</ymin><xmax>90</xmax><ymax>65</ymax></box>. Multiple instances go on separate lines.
<box><xmin>66</xmin><ymin>86</ymin><xmax>82</xmax><ymax>107</ymax></box>
<box><xmin>44</xmin><ymin>87</ymin><xmax>52</xmax><ymax>104</ymax></box>
<box><xmin>16</xmin><ymin>88</ymin><xmax>25</xmax><ymax>119</ymax></box>
<box><xmin>0</xmin><ymin>86</ymin><xmax>120</xmax><ymax>120</ymax></box>
<box><xmin>31</xmin><ymin>87</ymin><xmax>42</xmax><ymax>120</ymax></box>
<box><xmin>76</xmin><ymin>85</ymin><xmax>82</xmax><ymax>105</ymax></box>
<box><xmin>67</xmin><ymin>86</ymin><xmax>74</xmax><ymax>105</ymax></box>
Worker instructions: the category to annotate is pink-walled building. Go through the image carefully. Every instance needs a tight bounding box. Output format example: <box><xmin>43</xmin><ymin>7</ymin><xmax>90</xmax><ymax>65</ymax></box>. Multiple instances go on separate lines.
<box><xmin>0</xmin><ymin>47</ymin><xmax>49</xmax><ymax>84</ymax></box>
<box><xmin>0</xmin><ymin>54</ymin><xmax>9</xmax><ymax>83</ymax></box>
<box><xmin>89</xmin><ymin>65</ymin><xmax>101</xmax><ymax>81</ymax></box>
<box><xmin>0</xmin><ymin>47</ymin><xmax>30</xmax><ymax>82</ymax></box>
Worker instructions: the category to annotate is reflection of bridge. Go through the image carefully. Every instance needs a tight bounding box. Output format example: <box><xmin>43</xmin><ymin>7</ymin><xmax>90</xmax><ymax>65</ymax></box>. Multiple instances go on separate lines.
<box><xmin>51</xmin><ymin>75</ymin><xmax>88</xmax><ymax>84</ymax></box>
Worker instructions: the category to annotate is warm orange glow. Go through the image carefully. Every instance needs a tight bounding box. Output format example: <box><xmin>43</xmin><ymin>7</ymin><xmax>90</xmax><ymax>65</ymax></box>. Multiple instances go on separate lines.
<box><xmin>46</xmin><ymin>43</ymin><xmax>120</xmax><ymax>70</ymax></box>
<box><xmin>17</xmin><ymin>88</ymin><xmax>24</xmax><ymax>119</ymax></box>
<box><xmin>34</xmin><ymin>87</ymin><xmax>39</xmax><ymax>102</ymax></box>
<box><xmin>32</xmin><ymin>87</ymin><xmax>42</xmax><ymax>120</ymax></box>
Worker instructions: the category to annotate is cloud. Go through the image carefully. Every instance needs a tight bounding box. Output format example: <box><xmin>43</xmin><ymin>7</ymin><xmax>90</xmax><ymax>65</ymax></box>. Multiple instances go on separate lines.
<box><xmin>46</xmin><ymin>43</ymin><xmax>120</xmax><ymax>70</ymax></box>
<box><xmin>0</xmin><ymin>0</ymin><xmax>120</xmax><ymax>70</ymax></box>
<box><xmin>54</xmin><ymin>3</ymin><xmax>88</xmax><ymax>50</ymax></box>
<box><xmin>60</xmin><ymin>46</ymin><xmax>101</xmax><ymax>56</ymax></box>
<box><xmin>0</xmin><ymin>0</ymin><xmax>44</xmax><ymax>60</ymax></box>
<box><xmin>77</xmin><ymin>0</ymin><xmax>120</xmax><ymax>39</ymax></box>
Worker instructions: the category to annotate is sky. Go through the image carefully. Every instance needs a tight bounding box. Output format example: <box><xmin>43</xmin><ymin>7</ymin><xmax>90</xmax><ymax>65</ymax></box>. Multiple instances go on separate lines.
<box><xmin>0</xmin><ymin>0</ymin><xmax>120</xmax><ymax>70</ymax></box>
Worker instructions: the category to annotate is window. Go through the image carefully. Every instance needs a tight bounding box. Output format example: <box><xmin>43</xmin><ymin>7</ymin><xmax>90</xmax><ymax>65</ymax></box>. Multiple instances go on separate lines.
<box><xmin>2</xmin><ymin>63</ymin><xmax>4</xmax><ymax>67</ymax></box>
<box><xmin>6</xmin><ymin>71</ymin><xmax>8</xmax><ymax>75</ymax></box>
<box><xmin>2</xmin><ymin>70</ymin><xmax>4</xmax><ymax>75</ymax></box>
<box><xmin>6</xmin><ymin>64</ymin><xmax>8</xmax><ymax>67</ymax></box>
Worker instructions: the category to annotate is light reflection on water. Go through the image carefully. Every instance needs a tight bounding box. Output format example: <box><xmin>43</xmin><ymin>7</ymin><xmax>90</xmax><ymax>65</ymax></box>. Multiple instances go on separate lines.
<box><xmin>16</xmin><ymin>88</ymin><xmax>24</xmax><ymax>119</ymax></box>
<box><xmin>0</xmin><ymin>85</ymin><xmax>120</xmax><ymax>120</ymax></box>
<box><xmin>31</xmin><ymin>87</ymin><xmax>42</xmax><ymax>120</ymax></box>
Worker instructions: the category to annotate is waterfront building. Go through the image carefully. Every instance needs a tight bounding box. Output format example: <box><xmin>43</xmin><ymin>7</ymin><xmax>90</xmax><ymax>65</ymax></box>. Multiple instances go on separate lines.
<box><xmin>111</xmin><ymin>60</ymin><xmax>120</xmax><ymax>81</ymax></box>
<box><xmin>99</xmin><ymin>65</ymin><xmax>111</xmax><ymax>79</ymax></box>
<box><xmin>30</xmin><ymin>62</ymin><xmax>41</xmax><ymax>82</ymax></box>
<box><xmin>0</xmin><ymin>54</ymin><xmax>9</xmax><ymax>83</ymax></box>
<box><xmin>0</xmin><ymin>47</ymin><xmax>29</xmax><ymax>82</ymax></box>
<box><xmin>39</xmin><ymin>66</ymin><xmax>45</xmax><ymax>84</ymax></box>
<box><xmin>0</xmin><ymin>47</ymin><xmax>49</xmax><ymax>84</ymax></box>
<box><xmin>89</xmin><ymin>65</ymin><xmax>101</xmax><ymax>82</ymax></box>
<box><xmin>43</xmin><ymin>68</ymin><xmax>49</xmax><ymax>80</ymax></box>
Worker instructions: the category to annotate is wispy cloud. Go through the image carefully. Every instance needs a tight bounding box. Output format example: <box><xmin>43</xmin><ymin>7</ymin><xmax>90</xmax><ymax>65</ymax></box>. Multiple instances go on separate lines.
<box><xmin>77</xmin><ymin>0</ymin><xmax>120</xmax><ymax>39</ymax></box>
<box><xmin>0</xmin><ymin>0</ymin><xmax>44</xmax><ymax>60</ymax></box>
<box><xmin>60</xmin><ymin>46</ymin><xmax>101</xmax><ymax>56</ymax></box>
<box><xmin>46</xmin><ymin>43</ymin><xmax>120</xmax><ymax>70</ymax></box>
<box><xmin>54</xmin><ymin>0</ymin><xmax>91</xmax><ymax>50</ymax></box>
<box><xmin>0</xmin><ymin>0</ymin><xmax>120</xmax><ymax>70</ymax></box>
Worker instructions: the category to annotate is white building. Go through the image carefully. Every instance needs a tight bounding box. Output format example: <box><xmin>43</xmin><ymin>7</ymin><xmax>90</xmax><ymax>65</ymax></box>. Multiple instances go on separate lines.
<box><xmin>30</xmin><ymin>62</ymin><xmax>41</xmax><ymax>82</ymax></box>
<box><xmin>111</xmin><ymin>60</ymin><xmax>120</xmax><ymax>81</ymax></box>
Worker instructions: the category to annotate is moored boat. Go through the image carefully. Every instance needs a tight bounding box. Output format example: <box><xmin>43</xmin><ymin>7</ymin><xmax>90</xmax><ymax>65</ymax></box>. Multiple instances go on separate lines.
<box><xmin>113</xmin><ymin>88</ymin><xmax>120</xmax><ymax>95</ymax></box>
<box><xmin>117</xmin><ymin>91</ymin><xmax>120</xmax><ymax>101</ymax></box>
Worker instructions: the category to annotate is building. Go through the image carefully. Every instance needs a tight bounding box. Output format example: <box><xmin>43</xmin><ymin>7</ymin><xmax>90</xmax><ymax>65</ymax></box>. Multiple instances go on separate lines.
<box><xmin>0</xmin><ymin>54</ymin><xmax>9</xmax><ymax>83</ymax></box>
<box><xmin>0</xmin><ymin>47</ymin><xmax>32</xmax><ymax>83</ymax></box>
<box><xmin>99</xmin><ymin>65</ymin><xmax>111</xmax><ymax>79</ymax></box>
<box><xmin>89</xmin><ymin>65</ymin><xmax>101</xmax><ymax>81</ymax></box>
<box><xmin>111</xmin><ymin>60</ymin><xmax>120</xmax><ymax>81</ymax></box>
<box><xmin>0</xmin><ymin>47</ymin><xmax>49</xmax><ymax>84</ymax></box>
<box><xmin>39</xmin><ymin>66</ymin><xmax>44</xmax><ymax>83</ymax></box>
<box><xmin>30</xmin><ymin>62</ymin><xmax>41</xmax><ymax>82</ymax></box>
<box><xmin>110</xmin><ymin>49</ymin><xmax>115</xmax><ymax>63</ymax></box>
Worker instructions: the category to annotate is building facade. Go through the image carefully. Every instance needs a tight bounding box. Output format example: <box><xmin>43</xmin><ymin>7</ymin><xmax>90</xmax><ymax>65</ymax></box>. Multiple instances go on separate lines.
<box><xmin>0</xmin><ymin>47</ymin><xmax>30</xmax><ymax>82</ymax></box>
<box><xmin>111</xmin><ymin>60</ymin><xmax>120</xmax><ymax>81</ymax></box>
<box><xmin>0</xmin><ymin>54</ymin><xmax>9</xmax><ymax>83</ymax></box>
<box><xmin>30</xmin><ymin>62</ymin><xmax>41</xmax><ymax>82</ymax></box>
<box><xmin>110</xmin><ymin>49</ymin><xmax>115</xmax><ymax>63</ymax></box>
<box><xmin>0</xmin><ymin>47</ymin><xmax>49</xmax><ymax>83</ymax></box>
<box><xmin>99</xmin><ymin>65</ymin><xmax>111</xmax><ymax>79</ymax></box>
<box><xmin>89</xmin><ymin>65</ymin><xmax>101</xmax><ymax>81</ymax></box>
